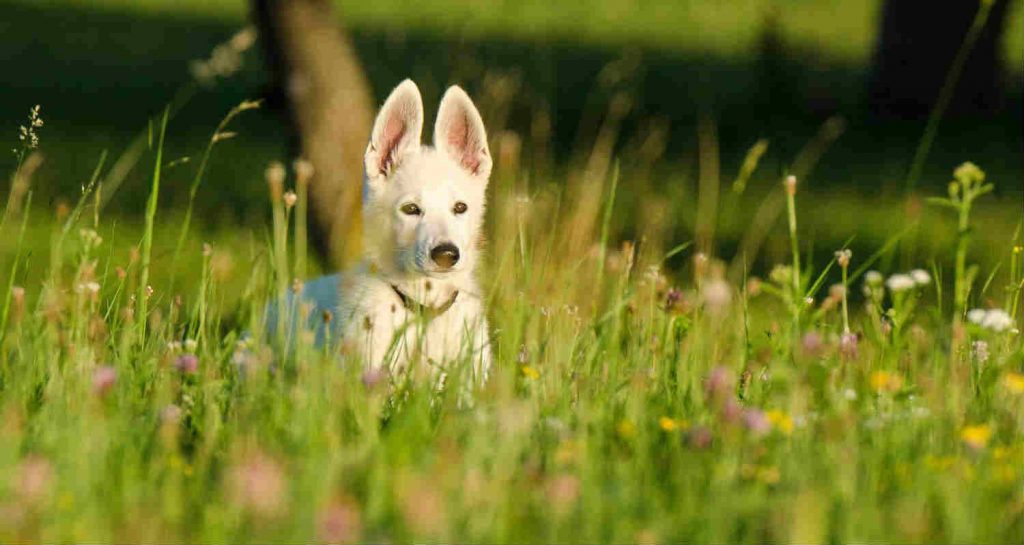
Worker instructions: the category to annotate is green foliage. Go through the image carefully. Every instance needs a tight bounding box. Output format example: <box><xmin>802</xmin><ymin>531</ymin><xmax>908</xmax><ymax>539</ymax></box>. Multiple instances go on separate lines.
<box><xmin>0</xmin><ymin>117</ymin><xmax>1022</xmax><ymax>542</ymax></box>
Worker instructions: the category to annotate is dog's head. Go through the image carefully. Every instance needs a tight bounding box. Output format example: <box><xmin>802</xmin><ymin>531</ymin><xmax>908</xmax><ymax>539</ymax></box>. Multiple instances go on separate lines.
<box><xmin>362</xmin><ymin>80</ymin><xmax>491</xmax><ymax>282</ymax></box>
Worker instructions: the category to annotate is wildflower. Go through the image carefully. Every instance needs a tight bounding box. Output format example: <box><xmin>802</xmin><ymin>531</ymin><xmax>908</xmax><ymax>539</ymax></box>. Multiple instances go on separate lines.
<box><xmin>266</xmin><ymin>161</ymin><xmax>286</xmax><ymax>201</ymax></box>
<box><xmin>226</xmin><ymin>451</ymin><xmax>287</xmax><ymax>517</ymax></box>
<box><xmin>784</xmin><ymin>175</ymin><xmax>797</xmax><ymax>196</ymax></box>
<box><xmin>704</xmin><ymin>366</ymin><xmax>734</xmax><ymax>402</ymax></box>
<box><xmin>864</xmin><ymin>270</ymin><xmax>883</xmax><ymax>286</ymax></box>
<box><xmin>843</xmin><ymin>388</ymin><xmax>858</xmax><ymax>401</ymax></box>
<box><xmin>800</xmin><ymin>331</ymin><xmax>823</xmax><ymax>356</ymax></box>
<box><xmin>745</xmin><ymin>277</ymin><xmax>763</xmax><ymax>296</ymax></box>
<box><xmin>765</xmin><ymin>409</ymin><xmax>793</xmax><ymax>435</ymax></box>
<box><xmin>361</xmin><ymin>368</ymin><xmax>386</xmax><ymax>390</ymax></box>
<box><xmin>982</xmin><ymin>309</ymin><xmax>1014</xmax><ymax>332</ymax></box>
<box><xmin>545</xmin><ymin>474</ymin><xmax>581</xmax><ymax>515</ymax></box>
<box><xmin>720</xmin><ymin>397</ymin><xmax>742</xmax><ymax>424</ymax></box>
<box><xmin>961</xmin><ymin>424</ymin><xmax>992</xmax><ymax>450</ymax></box>
<box><xmin>967</xmin><ymin>308</ymin><xmax>987</xmax><ymax>324</ymax></box>
<box><xmin>971</xmin><ymin>340</ymin><xmax>989</xmax><ymax>363</ymax></box>
<box><xmin>839</xmin><ymin>332</ymin><xmax>859</xmax><ymax>359</ymax></box>
<box><xmin>92</xmin><ymin>365</ymin><xmax>117</xmax><ymax>396</ymax></box>
<box><xmin>17</xmin><ymin>105</ymin><xmax>43</xmax><ymax>150</ymax></box>
<box><xmin>183</xmin><ymin>339</ymin><xmax>198</xmax><ymax>352</ymax></box>
<box><xmin>686</xmin><ymin>425</ymin><xmax>713</xmax><ymax>449</ymax></box>
<box><xmin>870</xmin><ymin>371</ymin><xmax>903</xmax><ymax>393</ymax></box>
<box><xmin>283</xmin><ymin>190</ymin><xmax>298</xmax><ymax>209</ymax></box>
<box><xmin>701</xmin><ymin>278</ymin><xmax>731</xmax><ymax>313</ymax></box>
<box><xmin>16</xmin><ymin>455</ymin><xmax>53</xmax><ymax>505</ymax></box>
<box><xmin>399</xmin><ymin>476</ymin><xmax>448</xmax><ymax>536</ymax></box>
<box><xmin>967</xmin><ymin>308</ymin><xmax>1015</xmax><ymax>332</ymax></box>
<box><xmin>616</xmin><ymin>419</ymin><xmax>636</xmax><ymax>439</ymax></box>
<box><xmin>885</xmin><ymin>274</ymin><xmax>916</xmax><ymax>292</ymax></box>
<box><xmin>663</xmin><ymin>287</ymin><xmax>686</xmax><ymax>314</ymax></box>
<box><xmin>910</xmin><ymin>269</ymin><xmax>931</xmax><ymax>285</ymax></box>
<box><xmin>144</xmin><ymin>285</ymin><xmax>154</xmax><ymax>299</ymax></box>
<box><xmin>742</xmin><ymin>409</ymin><xmax>771</xmax><ymax>437</ymax></box>
<box><xmin>10</xmin><ymin>286</ymin><xmax>25</xmax><ymax>322</ymax></box>
<box><xmin>769</xmin><ymin>265</ymin><xmax>792</xmax><ymax>286</ymax></box>
<box><xmin>160</xmin><ymin>404</ymin><xmax>183</xmax><ymax>425</ymax></box>
<box><xmin>167</xmin><ymin>340</ymin><xmax>183</xmax><ymax>353</ymax></box>
<box><xmin>174</xmin><ymin>353</ymin><xmax>199</xmax><ymax>375</ymax></box>
<box><xmin>293</xmin><ymin>158</ymin><xmax>315</xmax><ymax>184</ymax></box>
<box><xmin>318</xmin><ymin>498</ymin><xmax>363</xmax><ymax>544</ymax></box>
<box><xmin>1002</xmin><ymin>371</ymin><xmax>1024</xmax><ymax>395</ymax></box>
<box><xmin>659</xmin><ymin>416</ymin><xmax>681</xmax><ymax>432</ymax></box>
<box><xmin>834</xmin><ymin>249</ymin><xmax>851</xmax><ymax>268</ymax></box>
<box><xmin>521</xmin><ymin>365</ymin><xmax>540</xmax><ymax>380</ymax></box>
<box><xmin>79</xmin><ymin>228</ymin><xmax>102</xmax><ymax>248</ymax></box>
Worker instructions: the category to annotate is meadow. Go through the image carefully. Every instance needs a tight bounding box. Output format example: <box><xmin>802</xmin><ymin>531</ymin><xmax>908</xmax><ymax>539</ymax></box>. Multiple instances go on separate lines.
<box><xmin>2</xmin><ymin>1</ymin><xmax>1024</xmax><ymax>543</ymax></box>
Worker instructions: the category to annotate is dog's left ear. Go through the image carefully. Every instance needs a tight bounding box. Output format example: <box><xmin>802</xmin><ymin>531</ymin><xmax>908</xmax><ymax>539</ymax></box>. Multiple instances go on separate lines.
<box><xmin>434</xmin><ymin>86</ymin><xmax>492</xmax><ymax>181</ymax></box>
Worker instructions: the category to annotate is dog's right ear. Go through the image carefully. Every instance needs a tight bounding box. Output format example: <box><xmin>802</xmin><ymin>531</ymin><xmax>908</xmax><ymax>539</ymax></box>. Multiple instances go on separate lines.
<box><xmin>365</xmin><ymin>79</ymin><xmax>423</xmax><ymax>181</ymax></box>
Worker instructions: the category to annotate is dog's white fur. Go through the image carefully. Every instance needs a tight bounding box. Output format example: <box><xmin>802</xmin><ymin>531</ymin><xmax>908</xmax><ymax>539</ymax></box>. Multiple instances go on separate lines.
<box><xmin>286</xmin><ymin>80</ymin><xmax>492</xmax><ymax>380</ymax></box>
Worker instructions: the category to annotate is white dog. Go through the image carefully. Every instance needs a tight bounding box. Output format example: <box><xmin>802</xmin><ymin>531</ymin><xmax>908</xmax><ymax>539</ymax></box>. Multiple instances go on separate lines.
<box><xmin>276</xmin><ymin>80</ymin><xmax>493</xmax><ymax>381</ymax></box>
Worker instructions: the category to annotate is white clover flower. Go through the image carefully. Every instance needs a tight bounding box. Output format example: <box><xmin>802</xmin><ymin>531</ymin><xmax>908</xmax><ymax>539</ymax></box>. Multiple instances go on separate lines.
<box><xmin>968</xmin><ymin>308</ymin><xmax>1016</xmax><ymax>332</ymax></box>
<box><xmin>909</xmin><ymin>269</ymin><xmax>931</xmax><ymax>285</ymax></box>
<box><xmin>981</xmin><ymin>309</ymin><xmax>1014</xmax><ymax>332</ymax></box>
<box><xmin>864</xmin><ymin>270</ymin><xmax>883</xmax><ymax>286</ymax></box>
<box><xmin>885</xmin><ymin>274</ymin><xmax>915</xmax><ymax>292</ymax></box>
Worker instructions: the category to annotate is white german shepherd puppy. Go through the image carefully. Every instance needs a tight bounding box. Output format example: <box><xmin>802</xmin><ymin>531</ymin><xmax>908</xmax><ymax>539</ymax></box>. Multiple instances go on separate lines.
<box><xmin>282</xmin><ymin>80</ymin><xmax>492</xmax><ymax>381</ymax></box>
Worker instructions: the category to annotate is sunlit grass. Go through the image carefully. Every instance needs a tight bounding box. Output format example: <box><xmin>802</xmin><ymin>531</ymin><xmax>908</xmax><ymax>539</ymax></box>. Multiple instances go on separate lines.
<box><xmin>17</xmin><ymin>0</ymin><xmax>1024</xmax><ymax>68</ymax></box>
<box><xmin>0</xmin><ymin>85</ymin><xmax>1022</xmax><ymax>542</ymax></box>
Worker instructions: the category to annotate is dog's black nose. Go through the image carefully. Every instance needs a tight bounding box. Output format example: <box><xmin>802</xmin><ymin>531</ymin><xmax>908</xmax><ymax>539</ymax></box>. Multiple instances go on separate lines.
<box><xmin>430</xmin><ymin>243</ymin><xmax>460</xmax><ymax>269</ymax></box>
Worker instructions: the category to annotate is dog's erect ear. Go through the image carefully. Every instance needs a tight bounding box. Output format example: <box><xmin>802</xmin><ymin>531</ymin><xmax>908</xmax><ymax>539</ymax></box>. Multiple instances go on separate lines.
<box><xmin>365</xmin><ymin>79</ymin><xmax>423</xmax><ymax>180</ymax></box>
<box><xmin>434</xmin><ymin>86</ymin><xmax>492</xmax><ymax>180</ymax></box>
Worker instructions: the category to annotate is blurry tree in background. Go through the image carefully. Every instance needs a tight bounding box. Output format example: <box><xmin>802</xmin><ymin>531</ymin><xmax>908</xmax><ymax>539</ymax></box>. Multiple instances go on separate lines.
<box><xmin>869</xmin><ymin>0</ymin><xmax>1013</xmax><ymax>118</ymax></box>
<box><xmin>253</xmin><ymin>0</ymin><xmax>373</xmax><ymax>267</ymax></box>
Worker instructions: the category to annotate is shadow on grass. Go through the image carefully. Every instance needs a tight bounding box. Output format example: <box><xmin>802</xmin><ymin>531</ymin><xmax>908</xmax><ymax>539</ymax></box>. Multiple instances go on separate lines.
<box><xmin>0</xmin><ymin>0</ymin><xmax>1019</xmax><ymax>231</ymax></box>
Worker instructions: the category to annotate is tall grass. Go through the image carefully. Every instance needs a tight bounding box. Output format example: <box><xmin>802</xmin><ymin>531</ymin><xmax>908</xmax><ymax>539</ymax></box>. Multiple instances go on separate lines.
<box><xmin>0</xmin><ymin>90</ymin><xmax>1022</xmax><ymax>543</ymax></box>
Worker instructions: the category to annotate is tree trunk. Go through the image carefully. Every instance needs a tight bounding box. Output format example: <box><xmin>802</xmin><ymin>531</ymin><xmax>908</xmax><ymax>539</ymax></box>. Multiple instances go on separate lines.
<box><xmin>253</xmin><ymin>0</ymin><xmax>374</xmax><ymax>267</ymax></box>
<box><xmin>868</xmin><ymin>0</ymin><xmax>1012</xmax><ymax>119</ymax></box>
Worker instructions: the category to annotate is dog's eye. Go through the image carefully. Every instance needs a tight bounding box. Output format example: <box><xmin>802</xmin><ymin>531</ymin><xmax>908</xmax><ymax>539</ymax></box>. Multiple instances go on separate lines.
<box><xmin>400</xmin><ymin>203</ymin><xmax>422</xmax><ymax>216</ymax></box>
<box><xmin>453</xmin><ymin>201</ymin><xmax>468</xmax><ymax>215</ymax></box>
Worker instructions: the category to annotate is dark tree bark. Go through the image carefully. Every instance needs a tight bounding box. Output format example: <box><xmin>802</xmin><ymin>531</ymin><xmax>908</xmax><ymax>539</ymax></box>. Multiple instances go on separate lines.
<box><xmin>868</xmin><ymin>0</ymin><xmax>1012</xmax><ymax>119</ymax></box>
<box><xmin>253</xmin><ymin>0</ymin><xmax>374</xmax><ymax>267</ymax></box>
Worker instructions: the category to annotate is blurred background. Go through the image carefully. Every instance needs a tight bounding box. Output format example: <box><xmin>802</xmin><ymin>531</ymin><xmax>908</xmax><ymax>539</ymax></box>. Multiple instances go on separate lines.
<box><xmin>1</xmin><ymin>0</ymin><xmax>1022</xmax><ymax>279</ymax></box>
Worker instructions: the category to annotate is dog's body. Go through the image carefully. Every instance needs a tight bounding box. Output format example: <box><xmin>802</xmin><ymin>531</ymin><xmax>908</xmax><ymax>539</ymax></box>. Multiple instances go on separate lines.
<box><xmin>281</xmin><ymin>80</ymin><xmax>493</xmax><ymax>380</ymax></box>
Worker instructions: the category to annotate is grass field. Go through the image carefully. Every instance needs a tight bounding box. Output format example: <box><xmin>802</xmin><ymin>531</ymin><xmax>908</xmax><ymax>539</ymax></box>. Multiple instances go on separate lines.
<box><xmin>1</xmin><ymin>94</ymin><xmax>1023</xmax><ymax>543</ymax></box>
<box><xmin>1</xmin><ymin>1</ymin><xmax>1024</xmax><ymax>542</ymax></box>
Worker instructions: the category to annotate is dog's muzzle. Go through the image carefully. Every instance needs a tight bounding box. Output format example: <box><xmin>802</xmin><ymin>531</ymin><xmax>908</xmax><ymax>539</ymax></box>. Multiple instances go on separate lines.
<box><xmin>430</xmin><ymin>243</ymin><xmax>460</xmax><ymax>270</ymax></box>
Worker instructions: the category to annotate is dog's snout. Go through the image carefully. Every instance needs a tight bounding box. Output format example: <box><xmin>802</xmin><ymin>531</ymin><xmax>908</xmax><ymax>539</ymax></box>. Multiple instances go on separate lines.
<box><xmin>430</xmin><ymin>243</ymin><xmax>460</xmax><ymax>269</ymax></box>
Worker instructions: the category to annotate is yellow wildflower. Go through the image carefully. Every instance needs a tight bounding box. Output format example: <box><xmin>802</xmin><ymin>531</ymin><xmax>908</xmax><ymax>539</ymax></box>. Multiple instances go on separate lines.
<box><xmin>766</xmin><ymin>409</ymin><xmax>794</xmax><ymax>435</ymax></box>
<box><xmin>659</xmin><ymin>416</ymin><xmax>679</xmax><ymax>432</ymax></box>
<box><xmin>521</xmin><ymin>366</ymin><xmax>540</xmax><ymax>380</ymax></box>
<box><xmin>870</xmin><ymin>371</ymin><xmax>903</xmax><ymax>393</ymax></box>
<box><xmin>554</xmin><ymin>440</ymin><xmax>578</xmax><ymax>466</ymax></box>
<box><xmin>617</xmin><ymin>419</ymin><xmax>636</xmax><ymax>439</ymax></box>
<box><xmin>1002</xmin><ymin>371</ymin><xmax>1024</xmax><ymax>395</ymax></box>
<box><xmin>961</xmin><ymin>424</ymin><xmax>993</xmax><ymax>450</ymax></box>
